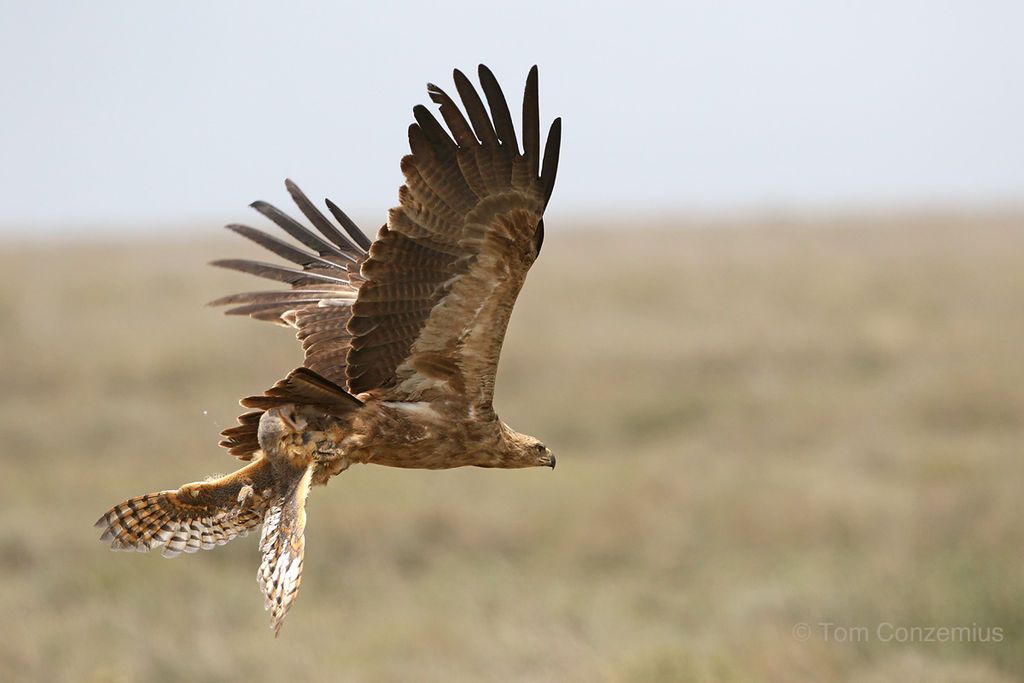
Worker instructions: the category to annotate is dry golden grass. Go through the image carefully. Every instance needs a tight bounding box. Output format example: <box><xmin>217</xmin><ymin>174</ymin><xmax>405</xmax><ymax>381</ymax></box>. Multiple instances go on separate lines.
<box><xmin>1</xmin><ymin>213</ymin><xmax>1023</xmax><ymax>681</ymax></box>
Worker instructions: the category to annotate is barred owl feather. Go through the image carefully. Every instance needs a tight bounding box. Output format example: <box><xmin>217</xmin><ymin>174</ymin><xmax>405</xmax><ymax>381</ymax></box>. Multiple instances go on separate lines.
<box><xmin>95</xmin><ymin>458</ymin><xmax>275</xmax><ymax>557</ymax></box>
<box><xmin>258</xmin><ymin>466</ymin><xmax>314</xmax><ymax>635</ymax></box>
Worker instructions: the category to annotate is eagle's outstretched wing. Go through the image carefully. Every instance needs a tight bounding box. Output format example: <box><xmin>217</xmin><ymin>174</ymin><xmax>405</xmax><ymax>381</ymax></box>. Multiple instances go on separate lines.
<box><xmin>209</xmin><ymin>180</ymin><xmax>372</xmax><ymax>459</ymax></box>
<box><xmin>209</xmin><ymin>179</ymin><xmax>371</xmax><ymax>385</ymax></box>
<box><xmin>212</xmin><ymin>65</ymin><xmax>560</xmax><ymax>451</ymax></box>
<box><xmin>346</xmin><ymin>65</ymin><xmax>560</xmax><ymax>407</ymax></box>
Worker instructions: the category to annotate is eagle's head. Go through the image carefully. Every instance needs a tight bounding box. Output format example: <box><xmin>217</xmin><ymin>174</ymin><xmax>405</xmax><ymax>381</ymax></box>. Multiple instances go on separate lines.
<box><xmin>497</xmin><ymin>423</ymin><xmax>556</xmax><ymax>469</ymax></box>
<box><xmin>527</xmin><ymin>437</ymin><xmax>556</xmax><ymax>469</ymax></box>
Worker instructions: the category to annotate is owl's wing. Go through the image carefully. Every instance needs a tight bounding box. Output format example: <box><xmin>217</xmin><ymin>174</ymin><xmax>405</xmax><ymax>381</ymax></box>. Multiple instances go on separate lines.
<box><xmin>258</xmin><ymin>462</ymin><xmax>314</xmax><ymax>635</ymax></box>
<box><xmin>95</xmin><ymin>457</ymin><xmax>275</xmax><ymax>557</ymax></box>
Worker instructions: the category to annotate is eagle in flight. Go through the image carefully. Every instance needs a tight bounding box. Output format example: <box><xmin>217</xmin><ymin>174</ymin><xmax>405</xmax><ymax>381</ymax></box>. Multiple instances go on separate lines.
<box><xmin>95</xmin><ymin>65</ymin><xmax>561</xmax><ymax>634</ymax></box>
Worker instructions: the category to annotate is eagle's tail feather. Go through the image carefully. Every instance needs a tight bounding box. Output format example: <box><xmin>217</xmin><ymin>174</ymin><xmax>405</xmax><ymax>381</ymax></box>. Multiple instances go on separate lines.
<box><xmin>241</xmin><ymin>367</ymin><xmax>361</xmax><ymax>417</ymax></box>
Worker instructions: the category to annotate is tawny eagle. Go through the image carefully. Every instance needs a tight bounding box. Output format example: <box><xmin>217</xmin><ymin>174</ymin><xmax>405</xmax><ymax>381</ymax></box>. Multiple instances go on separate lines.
<box><xmin>95</xmin><ymin>65</ymin><xmax>561</xmax><ymax>633</ymax></box>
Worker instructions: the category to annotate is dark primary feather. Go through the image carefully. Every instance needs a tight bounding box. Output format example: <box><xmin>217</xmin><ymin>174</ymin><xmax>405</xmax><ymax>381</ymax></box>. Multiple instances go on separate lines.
<box><xmin>427</xmin><ymin>83</ymin><xmax>478</xmax><ymax>147</ymax></box>
<box><xmin>412</xmin><ymin>105</ymin><xmax>458</xmax><ymax>157</ymax></box>
<box><xmin>285</xmin><ymin>180</ymin><xmax>364</xmax><ymax>259</ymax></box>
<box><xmin>453</xmin><ymin>68</ymin><xmax>499</xmax><ymax>146</ymax></box>
<box><xmin>250</xmin><ymin>199</ymin><xmax>356</xmax><ymax>264</ymax></box>
<box><xmin>324</xmin><ymin>198</ymin><xmax>373</xmax><ymax>251</ymax></box>
<box><xmin>541</xmin><ymin>118</ymin><xmax>562</xmax><ymax>207</ymax></box>
<box><xmin>211</xmin><ymin>259</ymin><xmax>352</xmax><ymax>288</ymax></box>
<box><xmin>522</xmin><ymin>66</ymin><xmax>540</xmax><ymax>176</ymax></box>
<box><xmin>225</xmin><ymin>224</ymin><xmax>342</xmax><ymax>270</ymax></box>
<box><xmin>478</xmin><ymin>65</ymin><xmax>518</xmax><ymax>149</ymax></box>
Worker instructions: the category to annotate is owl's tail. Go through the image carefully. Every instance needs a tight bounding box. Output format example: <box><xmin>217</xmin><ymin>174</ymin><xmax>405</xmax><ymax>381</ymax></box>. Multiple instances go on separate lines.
<box><xmin>95</xmin><ymin>457</ymin><xmax>276</xmax><ymax>558</ymax></box>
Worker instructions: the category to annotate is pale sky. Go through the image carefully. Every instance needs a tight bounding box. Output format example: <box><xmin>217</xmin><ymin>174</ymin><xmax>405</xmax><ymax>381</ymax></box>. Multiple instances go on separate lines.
<box><xmin>2</xmin><ymin>1</ymin><xmax>1022</xmax><ymax>237</ymax></box>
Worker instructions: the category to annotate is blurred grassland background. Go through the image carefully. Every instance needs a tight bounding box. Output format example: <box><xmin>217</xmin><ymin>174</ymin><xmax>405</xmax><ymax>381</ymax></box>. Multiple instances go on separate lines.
<box><xmin>2</xmin><ymin>213</ymin><xmax>1024</xmax><ymax>681</ymax></box>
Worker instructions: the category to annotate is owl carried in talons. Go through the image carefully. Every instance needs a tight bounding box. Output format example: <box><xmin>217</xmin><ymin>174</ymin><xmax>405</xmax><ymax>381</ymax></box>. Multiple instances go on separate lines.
<box><xmin>96</xmin><ymin>65</ymin><xmax>561</xmax><ymax>633</ymax></box>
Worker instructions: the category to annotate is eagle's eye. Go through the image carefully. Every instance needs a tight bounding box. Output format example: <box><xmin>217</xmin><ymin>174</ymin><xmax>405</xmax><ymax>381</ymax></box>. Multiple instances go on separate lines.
<box><xmin>535</xmin><ymin>443</ymin><xmax>546</xmax><ymax>454</ymax></box>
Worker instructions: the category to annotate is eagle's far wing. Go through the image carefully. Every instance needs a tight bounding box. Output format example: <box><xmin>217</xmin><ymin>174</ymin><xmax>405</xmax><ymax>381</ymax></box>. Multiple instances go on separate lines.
<box><xmin>208</xmin><ymin>179</ymin><xmax>372</xmax><ymax>386</ymax></box>
<box><xmin>209</xmin><ymin>185</ymin><xmax>372</xmax><ymax>460</ymax></box>
<box><xmin>346</xmin><ymin>65</ymin><xmax>561</xmax><ymax>410</ymax></box>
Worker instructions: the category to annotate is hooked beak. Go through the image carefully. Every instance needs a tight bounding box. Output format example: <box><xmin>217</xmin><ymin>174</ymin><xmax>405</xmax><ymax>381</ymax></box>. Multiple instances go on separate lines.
<box><xmin>546</xmin><ymin>449</ymin><xmax>556</xmax><ymax>470</ymax></box>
